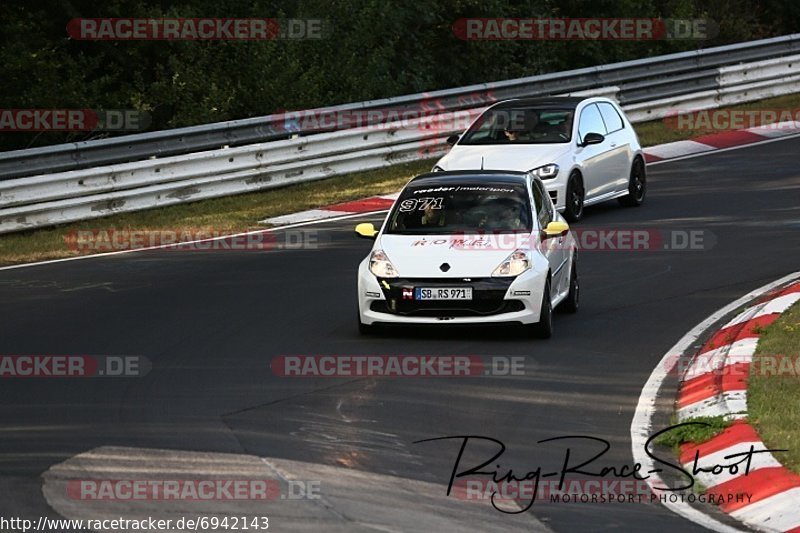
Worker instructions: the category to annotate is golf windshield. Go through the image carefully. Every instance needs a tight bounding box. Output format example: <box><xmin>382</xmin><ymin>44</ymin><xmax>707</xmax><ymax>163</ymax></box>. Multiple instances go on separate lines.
<box><xmin>459</xmin><ymin>107</ymin><xmax>574</xmax><ymax>145</ymax></box>
<box><xmin>386</xmin><ymin>183</ymin><xmax>532</xmax><ymax>235</ymax></box>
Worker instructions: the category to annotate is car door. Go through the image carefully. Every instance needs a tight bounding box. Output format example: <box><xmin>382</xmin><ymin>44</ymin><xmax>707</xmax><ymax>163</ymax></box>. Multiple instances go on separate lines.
<box><xmin>531</xmin><ymin>177</ymin><xmax>567</xmax><ymax>299</ymax></box>
<box><xmin>597</xmin><ymin>102</ymin><xmax>633</xmax><ymax>194</ymax></box>
<box><xmin>575</xmin><ymin>103</ymin><xmax>615</xmax><ymax>200</ymax></box>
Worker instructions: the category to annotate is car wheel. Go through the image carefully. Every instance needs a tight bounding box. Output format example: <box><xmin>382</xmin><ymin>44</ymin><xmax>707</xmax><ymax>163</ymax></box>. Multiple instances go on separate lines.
<box><xmin>528</xmin><ymin>278</ymin><xmax>553</xmax><ymax>339</ymax></box>
<box><xmin>557</xmin><ymin>254</ymin><xmax>579</xmax><ymax>314</ymax></box>
<box><xmin>563</xmin><ymin>173</ymin><xmax>584</xmax><ymax>222</ymax></box>
<box><xmin>618</xmin><ymin>157</ymin><xmax>646</xmax><ymax>207</ymax></box>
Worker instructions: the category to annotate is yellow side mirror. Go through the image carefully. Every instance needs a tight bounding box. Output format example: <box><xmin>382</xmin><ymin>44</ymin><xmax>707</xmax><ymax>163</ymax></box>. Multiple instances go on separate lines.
<box><xmin>354</xmin><ymin>222</ymin><xmax>379</xmax><ymax>239</ymax></box>
<box><xmin>543</xmin><ymin>220</ymin><xmax>569</xmax><ymax>238</ymax></box>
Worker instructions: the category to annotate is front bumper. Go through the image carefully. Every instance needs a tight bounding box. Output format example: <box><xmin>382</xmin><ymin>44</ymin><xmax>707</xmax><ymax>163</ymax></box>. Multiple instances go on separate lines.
<box><xmin>543</xmin><ymin>180</ymin><xmax>566</xmax><ymax>211</ymax></box>
<box><xmin>357</xmin><ymin>263</ymin><xmax>546</xmax><ymax>325</ymax></box>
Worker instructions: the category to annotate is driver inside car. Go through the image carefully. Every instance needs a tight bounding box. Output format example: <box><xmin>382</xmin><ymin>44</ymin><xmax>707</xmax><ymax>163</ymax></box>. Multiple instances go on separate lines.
<box><xmin>503</xmin><ymin>111</ymin><xmax>539</xmax><ymax>142</ymax></box>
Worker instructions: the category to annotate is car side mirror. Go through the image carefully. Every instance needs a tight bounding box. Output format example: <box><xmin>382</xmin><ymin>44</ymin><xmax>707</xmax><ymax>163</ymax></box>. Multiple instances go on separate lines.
<box><xmin>446</xmin><ymin>134</ymin><xmax>460</xmax><ymax>146</ymax></box>
<box><xmin>542</xmin><ymin>221</ymin><xmax>570</xmax><ymax>239</ymax></box>
<box><xmin>354</xmin><ymin>222</ymin><xmax>378</xmax><ymax>239</ymax></box>
<box><xmin>579</xmin><ymin>132</ymin><xmax>604</xmax><ymax>147</ymax></box>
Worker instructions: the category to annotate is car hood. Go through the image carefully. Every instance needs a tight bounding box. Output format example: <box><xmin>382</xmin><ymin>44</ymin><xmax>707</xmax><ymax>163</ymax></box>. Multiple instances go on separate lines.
<box><xmin>438</xmin><ymin>143</ymin><xmax>571</xmax><ymax>172</ymax></box>
<box><xmin>377</xmin><ymin>234</ymin><xmax>529</xmax><ymax>278</ymax></box>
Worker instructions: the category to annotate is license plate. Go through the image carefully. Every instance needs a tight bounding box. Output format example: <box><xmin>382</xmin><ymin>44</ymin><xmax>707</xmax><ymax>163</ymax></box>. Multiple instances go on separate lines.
<box><xmin>414</xmin><ymin>287</ymin><xmax>472</xmax><ymax>300</ymax></box>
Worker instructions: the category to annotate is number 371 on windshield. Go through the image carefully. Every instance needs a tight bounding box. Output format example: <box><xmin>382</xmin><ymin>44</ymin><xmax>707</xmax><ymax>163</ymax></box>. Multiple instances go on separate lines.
<box><xmin>399</xmin><ymin>197</ymin><xmax>443</xmax><ymax>212</ymax></box>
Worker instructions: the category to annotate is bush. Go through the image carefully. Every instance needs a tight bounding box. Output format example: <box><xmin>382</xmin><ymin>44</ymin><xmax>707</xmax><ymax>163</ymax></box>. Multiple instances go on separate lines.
<box><xmin>0</xmin><ymin>0</ymin><xmax>795</xmax><ymax>152</ymax></box>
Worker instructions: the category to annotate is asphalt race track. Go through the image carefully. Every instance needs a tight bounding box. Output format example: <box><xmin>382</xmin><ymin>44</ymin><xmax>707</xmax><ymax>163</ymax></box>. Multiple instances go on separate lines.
<box><xmin>2</xmin><ymin>136</ymin><xmax>800</xmax><ymax>531</ymax></box>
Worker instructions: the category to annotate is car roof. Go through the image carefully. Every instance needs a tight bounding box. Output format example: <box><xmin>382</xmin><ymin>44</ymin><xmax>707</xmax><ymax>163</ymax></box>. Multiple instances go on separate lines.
<box><xmin>491</xmin><ymin>96</ymin><xmax>586</xmax><ymax>109</ymax></box>
<box><xmin>408</xmin><ymin>170</ymin><xmax>530</xmax><ymax>187</ymax></box>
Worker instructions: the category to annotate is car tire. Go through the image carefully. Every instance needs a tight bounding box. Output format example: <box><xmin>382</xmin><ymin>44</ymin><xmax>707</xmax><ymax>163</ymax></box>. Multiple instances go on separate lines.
<box><xmin>618</xmin><ymin>157</ymin><xmax>646</xmax><ymax>207</ymax></box>
<box><xmin>557</xmin><ymin>254</ymin><xmax>579</xmax><ymax>314</ymax></box>
<box><xmin>528</xmin><ymin>278</ymin><xmax>553</xmax><ymax>339</ymax></box>
<box><xmin>563</xmin><ymin>173</ymin><xmax>584</xmax><ymax>222</ymax></box>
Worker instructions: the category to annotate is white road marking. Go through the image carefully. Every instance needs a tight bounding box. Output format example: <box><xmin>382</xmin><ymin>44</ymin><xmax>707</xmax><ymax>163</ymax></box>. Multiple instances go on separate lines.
<box><xmin>263</xmin><ymin>208</ymin><xmax>349</xmax><ymax>225</ymax></box>
<box><xmin>729</xmin><ymin>487</ymin><xmax>800</xmax><ymax>532</ymax></box>
<box><xmin>645</xmin><ymin>140</ymin><xmax>715</xmax><ymax>160</ymax></box>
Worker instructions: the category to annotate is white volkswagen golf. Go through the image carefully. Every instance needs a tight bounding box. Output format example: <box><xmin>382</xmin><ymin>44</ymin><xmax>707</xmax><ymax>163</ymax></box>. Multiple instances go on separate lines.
<box><xmin>433</xmin><ymin>97</ymin><xmax>646</xmax><ymax>222</ymax></box>
<box><xmin>355</xmin><ymin>170</ymin><xmax>578</xmax><ymax>337</ymax></box>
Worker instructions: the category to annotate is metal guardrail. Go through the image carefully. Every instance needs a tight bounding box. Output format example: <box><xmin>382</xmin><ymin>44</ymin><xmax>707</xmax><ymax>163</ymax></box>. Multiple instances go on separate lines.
<box><xmin>1</xmin><ymin>46</ymin><xmax>799</xmax><ymax>234</ymax></box>
<box><xmin>1</xmin><ymin>33</ymin><xmax>800</xmax><ymax>181</ymax></box>
<box><xmin>624</xmin><ymin>55</ymin><xmax>800</xmax><ymax>122</ymax></box>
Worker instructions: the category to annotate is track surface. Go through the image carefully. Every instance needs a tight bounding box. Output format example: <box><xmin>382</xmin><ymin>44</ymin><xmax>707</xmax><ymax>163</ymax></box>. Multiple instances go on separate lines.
<box><xmin>2</xmin><ymin>137</ymin><xmax>800</xmax><ymax>531</ymax></box>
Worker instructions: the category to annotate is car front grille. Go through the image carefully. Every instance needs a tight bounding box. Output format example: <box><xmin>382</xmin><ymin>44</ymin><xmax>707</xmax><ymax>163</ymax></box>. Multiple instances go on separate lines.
<box><xmin>371</xmin><ymin>277</ymin><xmax>524</xmax><ymax>317</ymax></box>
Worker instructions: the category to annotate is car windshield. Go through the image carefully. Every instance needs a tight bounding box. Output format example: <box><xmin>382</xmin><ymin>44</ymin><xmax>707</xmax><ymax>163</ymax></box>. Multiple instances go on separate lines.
<box><xmin>385</xmin><ymin>183</ymin><xmax>532</xmax><ymax>235</ymax></box>
<box><xmin>459</xmin><ymin>107</ymin><xmax>574</xmax><ymax>145</ymax></box>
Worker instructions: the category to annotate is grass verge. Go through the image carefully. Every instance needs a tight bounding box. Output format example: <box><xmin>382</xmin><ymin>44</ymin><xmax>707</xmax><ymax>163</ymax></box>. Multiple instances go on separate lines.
<box><xmin>654</xmin><ymin>416</ymin><xmax>730</xmax><ymax>453</ymax></box>
<box><xmin>652</xmin><ymin>415</ymin><xmax>729</xmax><ymax>495</ymax></box>
<box><xmin>748</xmin><ymin>300</ymin><xmax>800</xmax><ymax>473</ymax></box>
<box><xmin>3</xmin><ymin>92</ymin><xmax>800</xmax><ymax>265</ymax></box>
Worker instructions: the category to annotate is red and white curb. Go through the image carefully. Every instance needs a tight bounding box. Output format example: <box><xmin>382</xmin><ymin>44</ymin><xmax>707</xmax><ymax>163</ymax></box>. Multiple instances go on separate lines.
<box><xmin>670</xmin><ymin>279</ymin><xmax>800</xmax><ymax>532</ymax></box>
<box><xmin>263</xmin><ymin>123</ymin><xmax>800</xmax><ymax>226</ymax></box>
<box><xmin>263</xmin><ymin>193</ymin><xmax>398</xmax><ymax>226</ymax></box>
<box><xmin>642</xmin><ymin>121</ymin><xmax>800</xmax><ymax>162</ymax></box>
<box><xmin>677</xmin><ymin>282</ymin><xmax>800</xmax><ymax>421</ymax></box>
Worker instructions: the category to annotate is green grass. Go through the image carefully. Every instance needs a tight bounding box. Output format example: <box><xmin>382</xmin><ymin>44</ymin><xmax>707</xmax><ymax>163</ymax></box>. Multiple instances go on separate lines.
<box><xmin>652</xmin><ymin>415</ymin><xmax>729</xmax><ymax>495</ymax></box>
<box><xmin>3</xmin><ymin>91</ymin><xmax>800</xmax><ymax>266</ymax></box>
<box><xmin>654</xmin><ymin>416</ymin><xmax>730</xmax><ymax>452</ymax></box>
<box><xmin>748</xmin><ymin>301</ymin><xmax>800</xmax><ymax>473</ymax></box>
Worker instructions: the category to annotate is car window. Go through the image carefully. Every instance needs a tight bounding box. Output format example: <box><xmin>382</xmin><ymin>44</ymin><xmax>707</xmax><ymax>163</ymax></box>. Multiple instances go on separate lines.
<box><xmin>577</xmin><ymin>103</ymin><xmax>607</xmax><ymax>143</ymax></box>
<box><xmin>531</xmin><ymin>179</ymin><xmax>553</xmax><ymax>228</ymax></box>
<box><xmin>459</xmin><ymin>107</ymin><xmax>574</xmax><ymax>145</ymax></box>
<box><xmin>386</xmin><ymin>183</ymin><xmax>532</xmax><ymax>234</ymax></box>
<box><xmin>598</xmin><ymin>102</ymin><xmax>625</xmax><ymax>133</ymax></box>
<box><xmin>531</xmin><ymin>177</ymin><xmax>544</xmax><ymax>219</ymax></box>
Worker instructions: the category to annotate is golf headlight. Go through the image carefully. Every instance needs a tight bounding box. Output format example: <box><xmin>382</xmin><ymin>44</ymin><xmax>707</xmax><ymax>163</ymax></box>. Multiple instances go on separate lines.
<box><xmin>492</xmin><ymin>249</ymin><xmax>530</xmax><ymax>277</ymax></box>
<box><xmin>369</xmin><ymin>249</ymin><xmax>399</xmax><ymax>278</ymax></box>
<box><xmin>432</xmin><ymin>165</ymin><xmax>445</xmax><ymax>172</ymax></box>
<box><xmin>530</xmin><ymin>164</ymin><xmax>559</xmax><ymax>179</ymax></box>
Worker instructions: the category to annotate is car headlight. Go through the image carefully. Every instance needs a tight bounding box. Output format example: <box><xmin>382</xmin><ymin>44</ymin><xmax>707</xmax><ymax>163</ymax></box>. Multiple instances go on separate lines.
<box><xmin>492</xmin><ymin>249</ymin><xmax>530</xmax><ymax>277</ymax></box>
<box><xmin>432</xmin><ymin>165</ymin><xmax>445</xmax><ymax>172</ymax></box>
<box><xmin>369</xmin><ymin>249</ymin><xmax>399</xmax><ymax>278</ymax></box>
<box><xmin>530</xmin><ymin>164</ymin><xmax>559</xmax><ymax>179</ymax></box>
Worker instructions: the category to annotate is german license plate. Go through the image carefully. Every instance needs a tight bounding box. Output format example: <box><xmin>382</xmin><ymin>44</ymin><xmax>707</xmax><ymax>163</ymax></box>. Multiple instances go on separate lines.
<box><xmin>414</xmin><ymin>287</ymin><xmax>472</xmax><ymax>300</ymax></box>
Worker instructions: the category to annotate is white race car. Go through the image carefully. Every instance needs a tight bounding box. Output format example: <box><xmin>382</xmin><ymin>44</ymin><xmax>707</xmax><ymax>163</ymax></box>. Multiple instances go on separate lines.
<box><xmin>355</xmin><ymin>170</ymin><xmax>578</xmax><ymax>337</ymax></box>
<box><xmin>433</xmin><ymin>96</ymin><xmax>646</xmax><ymax>222</ymax></box>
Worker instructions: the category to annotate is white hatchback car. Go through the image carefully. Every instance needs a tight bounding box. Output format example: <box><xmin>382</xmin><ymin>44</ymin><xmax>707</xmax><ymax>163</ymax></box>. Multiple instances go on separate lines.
<box><xmin>355</xmin><ymin>170</ymin><xmax>578</xmax><ymax>338</ymax></box>
<box><xmin>433</xmin><ymin>97</ymin><xmax>646</xmax><ymax>222</ymax></box>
